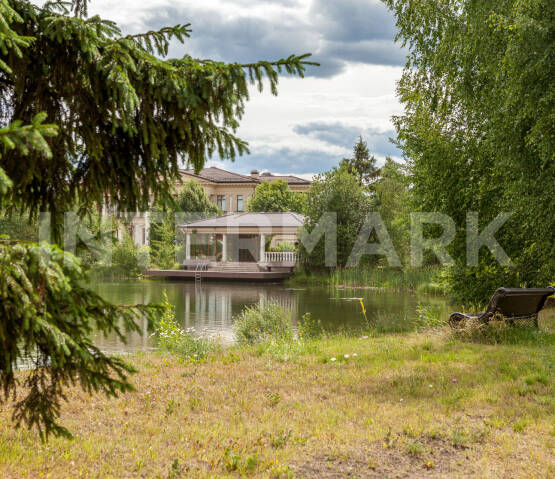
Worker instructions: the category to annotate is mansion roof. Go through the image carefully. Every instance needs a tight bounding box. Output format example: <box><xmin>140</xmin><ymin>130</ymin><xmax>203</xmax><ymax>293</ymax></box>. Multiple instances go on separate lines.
<box><xmin>180</xmin><ymin>167</ymin><xmax>310</xmax><ymax>185</ymax></box>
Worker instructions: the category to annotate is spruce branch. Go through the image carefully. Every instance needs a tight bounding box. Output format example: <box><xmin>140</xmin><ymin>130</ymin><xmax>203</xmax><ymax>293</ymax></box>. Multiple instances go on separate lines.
<box><xmin>0</xmin><ymin>113</ymin><xmax>58</xmax><ymax>160</ymax></box>
<box><xmin>0</xmin><ymin>242</ymin><xmax>165</xmax><ymax>440</ymax></box>
<box><xmin>125</xmin><ymin>24</ymin><xmax>192</xmax><ymax>56</ymax></box>
<box><xmin>71</xmin><ymin>0</ymin><xmax>87</xmax><ymax>18</ymax></box>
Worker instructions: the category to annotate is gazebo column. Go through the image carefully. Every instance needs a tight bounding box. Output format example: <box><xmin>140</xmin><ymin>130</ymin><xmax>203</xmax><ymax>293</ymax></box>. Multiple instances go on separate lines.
<box><xmin>144</xmin><ymin>211</ymin><xmax>150</xmax><ymax>245</ymax></box>
<box><xmin>259</xmin><ymin>234</ymin><xmax>266</xmax><ymax>262</ymax></box>
<box><xmin>222</xmin><ymin>234</ymin><xmax>227</xmax><ymax>262</ymax></box>
<box><xmin>185</xmin><ymin>233</ymin><xmax>191</xmax><ymax>260</ymax></box>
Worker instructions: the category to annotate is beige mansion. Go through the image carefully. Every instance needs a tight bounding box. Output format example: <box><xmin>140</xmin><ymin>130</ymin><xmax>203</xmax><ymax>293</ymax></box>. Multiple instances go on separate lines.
<box><xmin>179</xmin><ymin>167</ymin><xmax>311</xmax><ymax>214</ymax></box>
<box><xmin>126</xmin><ymin>167</ymin><xmax>311</xmax><ymax>246</ymax></box>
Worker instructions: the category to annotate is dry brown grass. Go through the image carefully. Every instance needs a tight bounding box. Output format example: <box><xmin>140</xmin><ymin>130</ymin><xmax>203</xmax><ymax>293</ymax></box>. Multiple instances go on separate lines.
<box><xmin>0</xmin><ymin>327</ymin><xmax>553</xmax><ymax>478</ymax></box>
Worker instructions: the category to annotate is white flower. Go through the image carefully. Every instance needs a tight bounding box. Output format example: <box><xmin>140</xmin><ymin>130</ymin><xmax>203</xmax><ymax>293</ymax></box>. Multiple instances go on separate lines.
<box><xmin>399</xmin><ymin>398</ymin><xmax>404</xmax><ymax>402</ymax></box>
<box><xmin>330</xmin><ymin>357</ymin><xmax>337</xmax><ymax>362</ymax></box>
<box><xmin>352</xmin><ymin>353</ymin><xmax>358</xmax><ymax>357</ymax></box>
<box><xmin>344</xmin><ymin>354</ymin><xmax>350</xmax><ymax>359</ymax></box>
<box><xmin>429</xmin><ymin>384</ymin><xmax>433</xmax><ymax>388</ymax></box>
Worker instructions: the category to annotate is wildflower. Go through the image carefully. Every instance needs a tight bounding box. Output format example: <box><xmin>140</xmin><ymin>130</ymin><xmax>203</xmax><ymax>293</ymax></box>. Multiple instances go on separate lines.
<box><xmin>352</xmin><ymin>353</ymin><xmax>358</xmax><ymax>357</ymax></box>
<box><xmin>428</xmin><ymin>384</ymin><xmax>433</xmax><ymax>388</ymax></box>
<box><xmin>344</xmin><ymin>354</ymin><xmax>350</xmax><ymax>359</ymax></box>
<box><xmin>451</xmin><ymin>378</ymin><xmax>457</xmax><ymax>383</ymax></box>
<box><xmin>330</xmin><ymin>357</ymin><xmax>337</xmax><ymax>362</ymax></box>
<box><xmin>399</xmin><ymin>398</ymin><xmax>404</xmax><ymax>402</ymax></box>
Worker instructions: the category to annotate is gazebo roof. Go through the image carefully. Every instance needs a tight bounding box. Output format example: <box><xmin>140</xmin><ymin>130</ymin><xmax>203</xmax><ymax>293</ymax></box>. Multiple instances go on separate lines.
<box><xmin>178</xmin><ymin>212</ymin><xmax>305</xmax><ymax>234</ymax></box>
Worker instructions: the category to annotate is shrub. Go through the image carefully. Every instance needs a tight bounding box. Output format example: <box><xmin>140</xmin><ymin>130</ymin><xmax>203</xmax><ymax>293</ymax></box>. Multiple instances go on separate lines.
<box><xmin>233</xmin><ymin>302</ymin><xmax>293</xmax><ymax>345</ymax></box>
<box><xmin>413</xmin><ymin>302</ymin><xmax>445</xmax><ymax>331</ymax></box>
<box><xmin>156</xmin><ymin>293</ymin><xmax>215</xmax><ymax>359</ymax></box>
<box><xmin>270</xmin><ymin>242</ymin><xmax>296</xmax><ymax>253</ymax></box>
<box><xmin>298</xmin><ymin>312</ymin><xmax>325</xmax><ymax>339</ymax></box>
<box><xmin>92</xmin><ymin>232</ymin><xmax>150</xmax><ymax>279</ymax></box>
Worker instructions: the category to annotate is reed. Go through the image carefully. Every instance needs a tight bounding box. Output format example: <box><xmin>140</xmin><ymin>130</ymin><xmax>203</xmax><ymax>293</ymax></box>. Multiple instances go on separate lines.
<box><xmin>291</xmin><ymin>266</ymin><xmax>446</xmax><ymax>293</ymax></box>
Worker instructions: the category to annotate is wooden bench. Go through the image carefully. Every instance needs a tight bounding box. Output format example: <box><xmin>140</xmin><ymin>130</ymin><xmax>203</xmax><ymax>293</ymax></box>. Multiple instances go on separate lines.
<box><xmin>449</xmin><ymin>287</ymin><xmax>554</xmax><ymax>329</ymax></box>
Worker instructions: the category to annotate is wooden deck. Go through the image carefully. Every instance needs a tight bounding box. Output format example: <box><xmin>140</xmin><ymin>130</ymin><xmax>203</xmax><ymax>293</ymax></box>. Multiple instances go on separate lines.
<box><xmin>142</xmin><ymin>269</ymin><xmax>292</xmax><ymax>282</ymax></box>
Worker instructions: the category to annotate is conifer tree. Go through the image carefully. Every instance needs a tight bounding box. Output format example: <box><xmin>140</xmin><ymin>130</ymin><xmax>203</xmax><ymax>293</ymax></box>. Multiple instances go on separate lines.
<box><xmin>0</xmin><ymin>0</ymin><xmax>316</xmax><ymax>438</ymax></box>
<box><xmin>338</xmin><ymin>136</ymin><xmax>380</xmax><ymax>186</ymax></box>
<box><xmin>0</xmin><ymin>0</ymin><xmax>316</xmax><ymax>239</ymax></box>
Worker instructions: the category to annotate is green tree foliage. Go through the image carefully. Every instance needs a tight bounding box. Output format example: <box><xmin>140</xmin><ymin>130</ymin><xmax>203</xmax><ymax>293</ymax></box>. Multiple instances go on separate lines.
<box><xmin>175</xmin><ymin>180</ymin><xmax>221</xmax><ymax>220</ymax></box>
<box><xmin>337</xmin><ymin>136</ymin><xmax>380</xmax><ymax>187</ymax></box>
<box><xmin>301</xmin><ymin>169</ymin><xmax>371</xmax><ymax>268</ymax></box>
<box><xmin>0</xmin><ymin>0</ymin><xmax>57</xmax><ymax>197</ymax></box>
<box><xmin>372</xmin><ymin>157</ymin><xmax>411</xmax><ymax>265</ymax></box>
<box><xmin>0</xmin><ymin>210</ymin><xmax>37</xmax><ymax>242</ymax></box>
<box><xmin>110</xmin><ymin>228</ymin><xmax>145</xmax><ymax>276</ymax></box>
<box><xmin>383</xmin><ymin>0</ymin><xmax>555</xmax><ymax>302</ymax></box>
<box><xmin>0</xmin><ymin>0</ymin><xmax>314</xmax><ymax>438</ymax></box>
<box><xmin>0</xmin><ymin>241</ymin><xmax>161</xmax><ymax>439</ymax></box>
<box><xmin>247</xmin><ymin>179</ymin><xmax>306</xmax><ymax>213</ymax></box>
<box><xmin>149</xmin><ymin>180</ymin><xmax>221</xmax><ymax>268</ymax></box>
<box><xmin>149</xmin><ymin>218</ymin><xmax>176</xmax><ymax>270</ymax></box>
<box><xmin>0</xmin><ymin>0</ymin><xmax>316</xmax><ymax>239</ymax></box>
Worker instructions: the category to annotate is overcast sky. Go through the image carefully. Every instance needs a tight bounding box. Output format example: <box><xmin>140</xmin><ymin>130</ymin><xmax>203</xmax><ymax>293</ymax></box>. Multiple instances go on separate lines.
<box><xmin>60</xmin><ymin>0</ymin><xmax>407</xmax><ymax>178</ymax></box>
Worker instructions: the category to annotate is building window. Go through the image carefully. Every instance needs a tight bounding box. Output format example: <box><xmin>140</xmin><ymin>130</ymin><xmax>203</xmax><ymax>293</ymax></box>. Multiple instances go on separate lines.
<box><xmin>217</xmin><ymin>195</ymin><xmax>226</xmax><ymax>211</ymax></box>
<box><xmin>237</xmin><ymin>195</ymin><xmax>244</xmax><ymax>212</ymax></box>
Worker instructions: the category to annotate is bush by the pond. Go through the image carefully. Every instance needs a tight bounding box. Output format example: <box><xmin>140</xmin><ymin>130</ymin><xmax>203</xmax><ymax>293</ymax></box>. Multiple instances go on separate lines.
<box><xmin>156</xmin><ymin>293</ymin><xmax>216</xmax><ymax>359</ymax></box>
<box><xmin>298</xmin><ymin>312</ymin><xmax>325</xmax><ymax>339</ymax></box>
<box><xmin>233</xmin><ymin>302</ymin><xmax>293</xmax><ymax>345</ymax></box>
<box><xmin>413</xmin><ymin>302</ymin><xmax>446</xmax><ymax>331</ymax></box>
<box><xmin>91</xmin><ymin>231</ymin><xmax>150</xmax><ymax>279</ymax></box>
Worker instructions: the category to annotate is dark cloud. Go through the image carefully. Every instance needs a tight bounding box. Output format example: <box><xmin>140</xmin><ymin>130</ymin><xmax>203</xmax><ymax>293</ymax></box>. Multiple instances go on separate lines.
<box><xmin>140</xmin><ymin>7</ymin><xmax>317</xmax><ymax>69</ymax></box>
<box><xmin>293</xmin><ymin>122</ymin><xmax>361</xmax><ymax>148</ymax></box>
<box><xmin>311</xmin><ymin>0</ymin><xmax>398</xmax><ymax>42</ymax></box>
<box><xmin>227</xmin><ymin>0</ymin><xmax>301</xmax><ymax>6</ymax></box>
<box><xmin>217</xmin><ymin>146</ymin><xmax>341</xmax><ymax>175</ymax></box>
<box><xmin>293</xmin><ymin>121</ymin><xmax>401</xmax><ymax>157</ymax></box>
<box><xmin>319</xmin><ymin>39</ymin><xmax>407</xmax><ymax>68</ymax></box>
<box><xmin>132</xmin><ymin>0</ymin><xmax>406</xmax><ymax>79</ymax></box>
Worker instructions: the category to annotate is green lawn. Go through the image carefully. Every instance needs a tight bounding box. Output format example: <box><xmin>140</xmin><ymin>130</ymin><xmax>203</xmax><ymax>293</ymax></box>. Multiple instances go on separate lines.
<box><xmin>1</xmin><ymin>321</ymin><xmax>553</xmax><ymax>478</ymax></box>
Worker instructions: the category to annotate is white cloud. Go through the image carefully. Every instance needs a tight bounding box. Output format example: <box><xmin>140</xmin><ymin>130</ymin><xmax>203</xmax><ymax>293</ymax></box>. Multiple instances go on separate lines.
<box><xmin>35</xmin><ymin>0</ymin><xmax>404</xmax><ymax>176</ymax></box>
<box><xmin>234</xmin><ymin>63</ymin><xmax>403</xmax><ymax>173</ymax></box>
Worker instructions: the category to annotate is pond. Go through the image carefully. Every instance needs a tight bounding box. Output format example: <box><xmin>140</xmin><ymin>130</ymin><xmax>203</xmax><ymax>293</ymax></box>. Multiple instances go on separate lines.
<box><xmin>89</xmin><ymin>280</ymin><xmax>457</xmax><ymax>353</ymax></box>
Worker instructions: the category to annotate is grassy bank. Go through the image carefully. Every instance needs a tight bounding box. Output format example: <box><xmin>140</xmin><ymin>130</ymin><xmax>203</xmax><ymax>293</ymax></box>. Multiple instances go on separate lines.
<box><xmin>1</xmin><ymin>320</ymin><xmax>553</xmax><ymax>478</ymax></box>
<box><xmin>290</xmin><ymin>266</ymin><xmax>446</xmax><ymax>294</ymax></box>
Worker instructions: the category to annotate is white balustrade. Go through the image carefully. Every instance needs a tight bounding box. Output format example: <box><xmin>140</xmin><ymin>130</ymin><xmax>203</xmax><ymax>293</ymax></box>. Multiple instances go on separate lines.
<box><xmin>263</xmin><ymin>251</ymin><xmax>297</xmax><ymax>263</ymax></box>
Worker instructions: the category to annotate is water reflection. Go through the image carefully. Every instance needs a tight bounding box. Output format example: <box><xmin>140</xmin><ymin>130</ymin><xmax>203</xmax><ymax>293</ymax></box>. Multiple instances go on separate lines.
<box><xmin>90</xmin><ymin>280</ymin><xmax>459</xmax><ymax>353</ymax></box>
<box><xmin>178</xmin><ymin>283</ymin><xmax>299</xmax><ymax>342</ymax></box>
